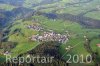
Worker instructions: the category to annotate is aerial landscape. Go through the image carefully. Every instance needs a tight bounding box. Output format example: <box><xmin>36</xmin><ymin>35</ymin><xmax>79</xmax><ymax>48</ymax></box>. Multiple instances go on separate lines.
<box><xmin>0</xmin><ymin>0</ymin><xmax>100</xmax><ymax>66</ymax></box>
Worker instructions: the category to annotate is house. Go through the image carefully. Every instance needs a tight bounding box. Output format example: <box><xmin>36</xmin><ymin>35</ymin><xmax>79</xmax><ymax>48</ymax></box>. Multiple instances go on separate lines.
<box><xmin>96</xmin><ymin>44</ymin><xmax>100</xmax><ymax>47</ymax></box>
<box><xmin>4</xmin><ymin>51</ymin><xmax>11</xmax><ymax>55</ymax></box>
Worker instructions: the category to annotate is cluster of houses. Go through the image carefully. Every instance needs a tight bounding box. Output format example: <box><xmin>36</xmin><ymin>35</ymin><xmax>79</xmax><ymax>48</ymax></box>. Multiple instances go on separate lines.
<box><xmin>27</xmin><ymin>25</ymin><xmax>44</xmax><ymax>31</ymax></box>
<box><xmin>29</xmin><ymin>31</ymin><xmax>69</xmax><ymax>43</ymax></box>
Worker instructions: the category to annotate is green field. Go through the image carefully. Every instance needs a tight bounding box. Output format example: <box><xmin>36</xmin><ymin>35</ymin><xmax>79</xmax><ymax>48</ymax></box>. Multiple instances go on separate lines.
<box><xmin>0</xmin><ymin>3</ymin><xmax>15</xmax><ymax>11</ymax></box>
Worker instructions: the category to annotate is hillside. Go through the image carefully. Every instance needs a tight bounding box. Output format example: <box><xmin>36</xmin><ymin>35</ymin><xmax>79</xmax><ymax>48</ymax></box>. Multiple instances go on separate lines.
<box><xmin>0</xmin><ymin>0</ymin><xmax>100</xmax><ymax>66</ymax></box>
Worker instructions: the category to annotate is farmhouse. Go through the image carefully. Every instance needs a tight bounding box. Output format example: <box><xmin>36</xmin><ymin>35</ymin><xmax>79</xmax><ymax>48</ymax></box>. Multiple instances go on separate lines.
<box><xmin>96</xmin><ymin>44</ymin><xmax>100</xmax><ymax>47</ymax></box>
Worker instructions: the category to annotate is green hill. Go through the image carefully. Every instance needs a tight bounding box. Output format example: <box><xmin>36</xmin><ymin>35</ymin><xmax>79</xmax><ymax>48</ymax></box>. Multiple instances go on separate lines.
<box><xmin>0</xmin><ymin>0</ymin><xmax>100</xmax><ymax>66</ymax></box>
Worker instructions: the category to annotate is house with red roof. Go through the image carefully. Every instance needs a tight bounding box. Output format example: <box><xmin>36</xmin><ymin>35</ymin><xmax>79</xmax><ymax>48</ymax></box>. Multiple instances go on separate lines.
<box><xmin>96</xmin><ymin>44</ymin><xmax>100</xmax><ymax>47</ymax></box>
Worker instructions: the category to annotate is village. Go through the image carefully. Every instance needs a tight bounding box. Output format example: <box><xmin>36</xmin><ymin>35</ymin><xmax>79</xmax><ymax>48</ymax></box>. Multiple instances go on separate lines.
<box><xmin>27</xmin><ymin>23</ymin><xmax>69</xmax><ymax>43</ymax></box>
<box><xmin>29</xmin><ymin>31</ymin><xmax>69</xmax><ymax>43</ymax></box>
